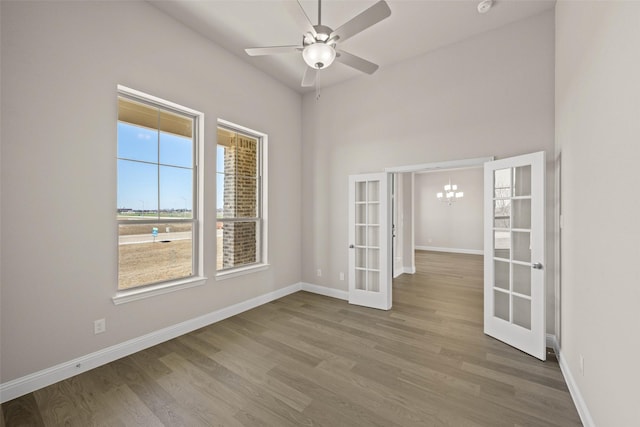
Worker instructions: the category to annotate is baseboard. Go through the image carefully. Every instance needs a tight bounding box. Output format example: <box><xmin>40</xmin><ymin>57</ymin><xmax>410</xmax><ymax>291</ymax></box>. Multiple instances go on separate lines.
<box><xmin>394</xmin><ymin>266</ymin><xmax>415</xmax><ymax>278</ymax></box>
<box><xmin>0</xmin><ymin>282</ymin><xmax>302</xmax><ymax>403</ymax></box>
<box><xmin>415</xmin><ymin>246</ymin><xmax>484</xmax><ymax>255</ymax></box>
<box><xmin>556</xmin><ymin>347</ymin><xmax>596</xmax><ymax>427</ymax></box>
<box><xmin>300</xmin><ymin>282</ymin><xmax>348</xmax><ymax>300</ymax></box>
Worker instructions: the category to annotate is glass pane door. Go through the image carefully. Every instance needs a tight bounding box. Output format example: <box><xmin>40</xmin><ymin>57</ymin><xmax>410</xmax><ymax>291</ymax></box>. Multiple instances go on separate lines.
<box><xmin>349</xmin><ymin>173</ymin><xmax>391</xmax><ymax>310</ymax></box>
<box><xmin>492</xmin><ymin>166</ymin><xmax>533</xmax><ymax>330</ymax></box>
<box><xmin>484</xmin><ymin>151</ymin><xmax>545</xmax><ymax>360</ymax></box>
<box><xmin>354</xmin><ymin>180</ymin><xmax>381</xmax><ymax>291</ymax></box>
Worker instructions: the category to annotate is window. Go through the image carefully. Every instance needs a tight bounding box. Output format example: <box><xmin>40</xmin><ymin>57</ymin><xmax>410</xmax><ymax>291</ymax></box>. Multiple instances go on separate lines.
<box><xmin>116</xmin><ymin>86</ymin><xmax>204</xmax><ymax>293</ymax></box>
<box><xmin>216</xmin><ymin>121</ymin><xmax>267</xmax><ymax>275</ymax></box>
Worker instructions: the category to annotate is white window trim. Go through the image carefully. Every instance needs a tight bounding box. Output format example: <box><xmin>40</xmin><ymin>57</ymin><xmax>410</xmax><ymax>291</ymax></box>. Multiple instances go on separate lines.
<box><xmin>113</xmin><ymin>276</ymin><xmax>207</xmax><ymax>305</ymax></box>
<box><xmin>215</xmin><ymin>263</ymin><xmax>270</xmax><ymax>281</ymax></box>
<box><xmin>113</xmin><ymin>85</ymin><xmax>206</xmax><ymax>304</ymax></box>
<box><xmin>216</xmin><ymin>119</ymin><xmax>269</xmax><ymax>278</ymax></box>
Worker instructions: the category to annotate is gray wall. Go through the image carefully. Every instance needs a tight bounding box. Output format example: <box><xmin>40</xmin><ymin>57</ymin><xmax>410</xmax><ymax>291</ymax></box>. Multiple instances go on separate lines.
<box><xmin>414</xmin><ymin>168</ymin><xmax>483</xmax><ymax>252</ymax></box>
<box><xmin>0</xmin><ymin>1</ymin><xmax>302</xmax><ymax>383</ymax></box>
<box><xmin>556</xmin><ymin>1</ymin><xmax>640</xmax><ymax>425</ymax></box>
<box><xmin>301</xmin><ymin>11</ymin><xmax>556</xmax><ymax>333</ymax></box>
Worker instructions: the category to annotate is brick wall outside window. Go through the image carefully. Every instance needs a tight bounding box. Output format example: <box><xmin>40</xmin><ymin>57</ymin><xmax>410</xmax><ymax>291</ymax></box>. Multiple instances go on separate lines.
<box><xmin>222</xmin><ymin>135</ymin><xmax>258</xmax><ymax>268</ymax></box>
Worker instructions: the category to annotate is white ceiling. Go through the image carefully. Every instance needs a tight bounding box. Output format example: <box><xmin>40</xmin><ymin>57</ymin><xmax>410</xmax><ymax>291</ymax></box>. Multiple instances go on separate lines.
<box><xmin>149</xmin><ymin>0</ymin><xmax>555</xmax><ymax>93</ymax></box>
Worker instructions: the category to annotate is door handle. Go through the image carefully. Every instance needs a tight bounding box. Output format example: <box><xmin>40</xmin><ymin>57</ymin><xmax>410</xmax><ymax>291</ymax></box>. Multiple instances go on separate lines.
<box><xmin>532</xmin><ymin>262</ymin><xmax>543</xmax><ymax>270</ymax></box>
<box><xmin>349</xmin><ymin>244</ymin><xmax>354</xmax><ymax>249</ymax></box>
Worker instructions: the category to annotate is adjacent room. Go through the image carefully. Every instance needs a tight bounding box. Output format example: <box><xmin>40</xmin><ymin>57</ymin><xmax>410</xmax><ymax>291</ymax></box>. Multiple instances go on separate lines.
<box><xmin>2</xmin><ymin>1</ymin><xmax>639</xmax><ymax>426</ymax></box>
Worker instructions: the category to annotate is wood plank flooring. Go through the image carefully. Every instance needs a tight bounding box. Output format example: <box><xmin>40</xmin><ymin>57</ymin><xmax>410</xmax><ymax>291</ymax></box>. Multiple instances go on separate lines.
<box><xmin>1</xmin><ymin>250</ymin><xmax>582</xmax><ymax>426</ymax></box>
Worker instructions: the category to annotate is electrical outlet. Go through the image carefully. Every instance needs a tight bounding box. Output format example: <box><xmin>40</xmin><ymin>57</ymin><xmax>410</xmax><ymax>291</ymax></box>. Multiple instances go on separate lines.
<box><xmin>340</xmin><ymin>272</ymin><xmax>345</xmax><ymax>281</ymax></box>
<box><xmin>579</xmin><ymin>354</ymin><xmax>584</xmax><ymax>375</ymax></box>
<box><xmin>317</xmin><ymin>269</ymin><xmax>322</xmax><ymax>277</ymax></box>
<box><xmin>94</xmin><ymin>318</ymin><xmax>106</xmax><ymax>335</ymax></box>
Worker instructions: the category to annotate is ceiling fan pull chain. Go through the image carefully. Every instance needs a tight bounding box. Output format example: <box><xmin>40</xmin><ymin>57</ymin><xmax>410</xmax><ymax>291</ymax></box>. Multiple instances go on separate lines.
<box><xmin>316</xmin><ymin>72</ymin><xmax>321</xmax><ymax>100</ymax></box>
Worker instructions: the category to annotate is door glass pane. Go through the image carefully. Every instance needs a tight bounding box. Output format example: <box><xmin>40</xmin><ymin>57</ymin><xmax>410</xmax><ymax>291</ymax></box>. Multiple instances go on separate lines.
<box><xmin>356</xmin><ymin>204</ymin><xmax>366</xmax><ymax>224</ymax></box>
<box><xmin>355</xmin><ymin>248</ymin><xmax>366</xmax><ymax>269</ymax></box>
<box><xmin>494</xmin><ymin>290</ymin><xmax>510</xmax><ymax>321</ymax></box>
<box><xmin>513</xmin><ymin>296</ymin><xmax>532</xmax><ymax>330</ymax></box>
<box><xmin>367</xmin><ymin>181</ymin><xmax>379</xmax><ymax>202</ymax></box>
<box><xmin>356</xmin><ymin>182</ymin><xmax>366</xmax><ymax>202</ymax></box>
<box><xmin>355</xmin><ymin>226</ymin><xmax>366</xmax><ymax>246</ymax></box>
<box><xmin>513</xmin><ymin>231</ymin><xmax>531</xmax><ymax>263</ymax></box>
<box><xmin>368</xmin><ymin>271</ymin><xmax>379</xmax><ymax>292</ymax></box>
<box><xmin>368</xmin><ymin>248</ymin><xmax>379</xmax><ymax>270</ymax></box>
<box><xmin>368</xmin><ymin>204</ymin><xmax>379</xmax><ymax>224</ymax></box>
<box><xmin>494</xmin><ymin>199</ymin><xmax>510</xmax><ymax>228</ymax></box>
<box><xmin>494</xmin><ymin>168</ymin><xmax>512</xmax><ymax>198</ymax></box>
<box><xmin>494</xmin><ymin>230</ymin><xmax>510</xmax><ymax>259</ymax></box>
<box><xmin>494</xmin><ymin>260</ymin><xmax>509</xmax><ymax>290</ymax></box>
<box><xmin>513</xmin><ymin>263</ymin><xmax>531</xmax><ymax>296</ymax></box>
<box><xmin>355</xmin><ymin>269</ymin><xmax>366</xmax><ymax>290</ymax></box>
<box><xmin>512</xmin><ymin>199</ymin><xmax>531</xmax><ymax>229</ymax></box>
<box><xmin>367</xmin><ymin>226</ymin><xmax>379</xmax><ymax>247</ymax></box>
<box><xmin>513</xmin><ymin>165</ymin><xmax>531</xmax><ymax>197</ymax></box>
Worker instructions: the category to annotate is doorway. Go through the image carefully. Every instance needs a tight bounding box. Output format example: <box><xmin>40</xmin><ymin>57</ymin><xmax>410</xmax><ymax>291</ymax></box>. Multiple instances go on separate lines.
<box><xmin>387</xmin><ymin>156</ymin><xmax>493</xmax><ymax>275</ymax></box>
<box><xmin>383</xmin><ymin>153</ymin><xmax>548</xmax><ymax>360</ymax></box>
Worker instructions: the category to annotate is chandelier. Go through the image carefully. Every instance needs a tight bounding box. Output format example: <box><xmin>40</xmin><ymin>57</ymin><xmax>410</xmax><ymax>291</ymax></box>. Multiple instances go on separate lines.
<box><xmin>437</xmin><ymin>179</ymin><xmax>464</xmax><ymax>205</ymax></box>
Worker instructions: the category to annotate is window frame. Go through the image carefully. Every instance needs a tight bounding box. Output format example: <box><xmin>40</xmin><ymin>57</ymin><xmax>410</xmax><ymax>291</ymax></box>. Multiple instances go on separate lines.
<box><xmin>216</xmin><ymin>119</ymin><xmax>269</xmax><ymax>279</ymax></box>
<box><xmin>113</xmin><ymin>85</ymin><xmax>206</xmax><ymax>304</ymax></box>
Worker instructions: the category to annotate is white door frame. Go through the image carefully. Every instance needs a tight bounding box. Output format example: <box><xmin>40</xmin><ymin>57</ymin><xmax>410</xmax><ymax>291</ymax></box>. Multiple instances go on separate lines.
<box><xmin>385</xmin><ymin>157</ymin><xmax>495</xmax><ymax>174</ymax></box>
<box><xmin>385</xmin><ymin>156</ymin><xmax>494</xmax><ymax>266</ymax></box>
<box><xmin>392</xmin><ymin>173</ymin><xmax>404</xmax><ymax>278</ymax></box>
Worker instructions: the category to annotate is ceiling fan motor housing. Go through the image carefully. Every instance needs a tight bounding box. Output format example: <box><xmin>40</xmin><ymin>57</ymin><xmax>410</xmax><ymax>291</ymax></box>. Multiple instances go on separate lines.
<box><xmin>312</xmin><ymin>25</ymin><xmax>333</xmax><ymax>43</ymax></box>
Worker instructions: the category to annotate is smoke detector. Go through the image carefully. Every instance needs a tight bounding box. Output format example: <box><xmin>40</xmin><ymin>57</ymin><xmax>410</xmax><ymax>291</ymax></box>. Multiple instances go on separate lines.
<box><xmin>477</xmin><ymin>0</ymin><xmax>494</xmax><ymax>14</ymax></box>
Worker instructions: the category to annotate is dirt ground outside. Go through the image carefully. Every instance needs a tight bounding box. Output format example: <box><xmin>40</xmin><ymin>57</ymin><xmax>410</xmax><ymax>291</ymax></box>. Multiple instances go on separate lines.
<box><xmin>118</xmin><ymin>227</ymin><xmax>225</xmax><ymax>290</ymax></box>
<box><xmin>118</xmin><ymin>240</ymin><xmax>192</xmax><ymax>289</ymax></box>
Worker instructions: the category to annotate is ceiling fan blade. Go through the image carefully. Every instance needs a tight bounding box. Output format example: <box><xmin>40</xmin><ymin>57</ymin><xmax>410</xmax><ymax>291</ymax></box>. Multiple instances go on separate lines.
<box><xmin>245</xmin><ymin>46</ymin><xmax>301</xmax><ymax>56</ymax></box>
<box><xmin>335</xmin><ymin>50</ymin><xmax>379</xmax><ymax>74</ymax></box>
<box><xmin>301</xmin><ymin>67</ymin><xmax>318</xmax><ymax>87</ymax></box>
<box><xmin>283</xmin><ymin>0</ymin><xmax>317</xmax><ymax>38</ymax></box>
<box><xmin>330</xmin><ymin>0</ymin><xmax>391</xmax><ymax>43</ymax></box>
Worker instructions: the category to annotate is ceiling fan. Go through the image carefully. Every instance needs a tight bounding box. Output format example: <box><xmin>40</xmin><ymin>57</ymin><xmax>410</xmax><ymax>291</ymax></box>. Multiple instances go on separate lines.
<box><xmin>245</xmin><ymin>0</ymin><xmax>392</xmax><ymax>87</ymax></box>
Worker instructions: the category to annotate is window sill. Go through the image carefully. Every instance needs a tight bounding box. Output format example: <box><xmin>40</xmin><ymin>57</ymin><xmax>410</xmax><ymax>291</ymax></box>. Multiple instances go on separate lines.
<box><xmin>215</xmin><ymin>264</ymin><xmax>269</xmax><ymax>281</ymax></box>
<box><xmin>112</xmin><ymin>276</ymin><xmax>207</xmax><ymax>305</ymax></box>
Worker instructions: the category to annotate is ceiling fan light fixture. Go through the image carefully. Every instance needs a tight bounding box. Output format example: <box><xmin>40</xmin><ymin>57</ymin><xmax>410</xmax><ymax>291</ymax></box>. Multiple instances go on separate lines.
<box><xmin>302</xmin><ymin>43</ymin><xmax>336</xmax><ymax>69</ymax></box>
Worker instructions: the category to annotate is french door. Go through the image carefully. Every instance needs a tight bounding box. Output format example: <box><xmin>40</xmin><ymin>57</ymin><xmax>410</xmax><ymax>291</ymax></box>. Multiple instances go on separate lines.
<box><xmin>348</xmin><ymin>173</ymin><xmax>392</xmax><ymax>310</ymax></box>
<box><xmin>484</xmin><ymin>152</ymin><xmax>546</xmax><ymax>360</ymax></box>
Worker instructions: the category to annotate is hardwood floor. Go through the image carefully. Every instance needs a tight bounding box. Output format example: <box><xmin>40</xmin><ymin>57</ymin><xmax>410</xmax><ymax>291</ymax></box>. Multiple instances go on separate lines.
<box><xmin>1</xmin><ymin>251</ymin><xmax>582</xmax><ymax>426</ymax></box>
